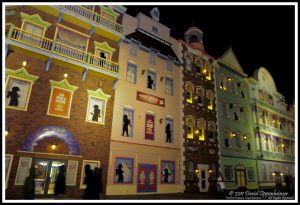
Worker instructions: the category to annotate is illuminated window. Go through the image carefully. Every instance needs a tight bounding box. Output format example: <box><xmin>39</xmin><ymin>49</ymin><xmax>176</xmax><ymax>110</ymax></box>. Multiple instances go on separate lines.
<box><xmin>147</xmin><ymin>70</ymin><xmax>156</xmax><ymax>90</ymax></box>
<box><xmin>220</xmin><ymin>75</ymin><xmax>227</xmax><ymax>91</ymax></box>
<box><xmin>206</xmin><ymin>90</ymin><xmax>214</xmax><ymax>110</ymax></box>
<box><xmin>122</xmin><ymin>108</ymin><xmax>134</xmax><ymax>137</ymax></box>
<box><xmin>202</xmin><ymin>62</ymin><xmax>211</xmax><ymax>80</ymax></box>
<box><xmin>186</xmin><ymin>118</ymin><xmax>195</xmax><ymax>139</ymax></box>
<box><xmin>186</xmin><ymin>84</ymin><xmax>194</xmax><ymax>104</ymax></box>
<box><xmin>197</xmin><ymin>119</ymin><xmax>206</xmax><ymax>141</ymax></box>
<box><xmin>208</xmin><ymin>122</ymin><xmax>216</xmax><ymax>142</ymax></box>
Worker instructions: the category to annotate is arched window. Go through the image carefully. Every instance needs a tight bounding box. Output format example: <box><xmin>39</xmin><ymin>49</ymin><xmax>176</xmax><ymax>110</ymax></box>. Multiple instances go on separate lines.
<box><xmin>220</xmin><ymin>74</ymin><xmax>227</xmax><ymax>91</ymax></box>
<box><xmin>197</xmin><ymin>118</ymin><xmax>206</xmax><ymax>141</ymax></box>
<box><xmin>186</xmin><ymin>117</ymin><xmax>195</xmax><ymax>139</ymax></box>
<box><xmin>206</xmin><ymin>90</ymin><xmax>214</xmax><ymax>110</ymax></box>
<box><xmin>203</xmin><ymin>61</ymin><xmax>212</xmax><ymax>80</ymax></box>
<box><xmin>187</xmin><ymin>161</ymin><xmax>195</xmax><ymax>181</ymax></box>
<box><xmin>196</xmin><ymin>86</ymin><xmax>204</xmax><ymax>106</ymax></box>
<box><xmin>195</xmin><ymin>59</ymin><xmax>202</xmax><ymax>74</ymax></box>
<box><xmin>235</xmin><ymin>131</ymin><xmax>242</xmax><ymax>149</ymax></box>
<box><xmin>224</xmin><ymin>129</ymin><xmax>231</xmax><ymax>148</ymax></box>
<box><xmin>185</xmin><ymin>83</ymin><xmax>194</xmax><ymax>104</ymax></box>
<box><xmin>208</xmin><ymin>121</ymin><xmax>216</xmax><ymax>142</ymax></box>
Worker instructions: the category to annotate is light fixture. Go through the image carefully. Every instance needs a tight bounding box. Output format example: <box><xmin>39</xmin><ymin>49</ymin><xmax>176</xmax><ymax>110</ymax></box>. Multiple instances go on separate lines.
<box><xmin>22</xmin><ymin>61</ymin><xmax>27</xmax><ymax>67</ymax></box>
<box><xmin>243</xmin><ymin>135</ymin><xmax>247</xmax><ymax>140</ymax></box>
<box><xmin>208</xmin><ymin>169</ymin><xmax>212</xmax><ymax>173</ymax></box>
<box><xmin>51</xmin><ymin>143</ymin><xmax>57</xmax><ymax>150</ymax></box>
<box><xmin>141</xmin><ymin>69</ymin><xmax>146</xmax><ymax>75</ymax></box>
<box><xmin>159</xmin><ymin>118</ymin><xmax>163</xmax><ymax>124</ymax></box>
<box><xmin>98</xmin><ymin>80</ymin><xmax>103</xmax><ymax>87</ymax></box>
<box><xmin>232</xmin><ymin>132</ymin><xmax>236</xmax><ymax>137</ymax></box>
<box><xmin>64</xmin><ymin>73</ymin><xmax>68</xmax><ymax>78</ymax></box>
<box><xmin>194</xmin><ymin>96</ymin><xmax>198</xmax><ymax>100</ymax></box>
<box><xmin>281</xmin><ymin>144</ymin><xmax>285</xmax><ymax>147</ymax></box>
<box><xmin>280</xmin><ymin>173</ymin><xmax>284</xmax><ymax>176</ymax></box>
<box><xmin>227</xmin><ymin>78</ymin><xmax>231</xmax><ymax>81</ymax></box>
<box><xmin>195</xmin><ymin>169</ymin><xmax>199</xmax><ymax>174</ymax></box>
<box><xmin>160</xmin><ymin>76</ymin><xmax>164</xmax><ymax>82</ymax></box>
<box><xmin>194</xmin><ymin>129</ymin><xmax>199</xmax><ymax>134</ymax></box>
<box><xmin>272</xmin><ymin>172</ymin><xmax>276</xmax><ymax>176</ymax></box>
<box><xmin>5</xmin><ymin>128</ymin><xmax>9</xmax><ymax>136</ymax></box>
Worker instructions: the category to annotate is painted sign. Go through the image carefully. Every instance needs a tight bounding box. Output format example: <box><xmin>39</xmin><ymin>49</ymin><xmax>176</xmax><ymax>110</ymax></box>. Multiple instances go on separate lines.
<box><xmin>114</xmin><ymin>157</ymin><xmax>134</xmax><ymax>184</ymax></box>
<box><xmin>161</xmin><ymin>161</ymin><xmax>175</xmax><ymax>183</ymax></box>
<box><xmin>137</xmin><ymin>164</ymin><xmax>157</xmax><ymax>192</ymax></box>
<box><xmin>48</xmin><ymin>87</ymin><xmax>72</xmax><ymax>118</ymax></box>
<box><xmin>137</xmin><ymin>91</ymin><xmax>165</xmax><ymax>107</ymax></box>
<box><xmin>145</xmin><ymin>114</ymin><xmax>155</xmax><ymax>140</ymax></box>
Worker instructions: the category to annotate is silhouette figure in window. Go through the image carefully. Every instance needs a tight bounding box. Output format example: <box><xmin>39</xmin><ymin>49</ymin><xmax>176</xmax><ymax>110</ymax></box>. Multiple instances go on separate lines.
<box><xmin>91</xmin><ymin>104</ymin><xmax>101</xmax><ymax>122</ymax></box>
<box><xmin>147</xmin><ymin>75</ymin><xmax>154</xmax><ymax>89</ymax></box>
<box><xmin>247</xmin><ymin>143</ymin><xmax>251</xmax><ymax>150</ymax></box>
<box><xmin>100</xmin><ymin>52</ymin><xmax>106</xmax><ymax>59</ymax></box>
<box><xmin>116</xmin><ymin>164</ymin><xmax>124</xmax><ymax>183</ymax></box>
<box><xmin>6</xmin><ymin>86</ymin><xmax>20</xmax><ymax>107</ymax></box>
<box><xmin>166</xmin><ymin>123</ymin><xmax>172</xmax><ymax>143</ymax></box>
<box><xmin>122</xmin><ymin>114</ymin><xmax>132</xmax><ymax>136</ymax></box>
<box><xmin>225</xmin><ymin>139</ymin><xmax>229</xmax><ymax>147</ymax></box>
<box><xmin>198</xmin><ymin>96</ymin><xmax>203</xmax><ymax>105</ymax></box>
<box><xmin>187</xmin><ymin>126</ymin><xmax>192</xmax><ymax>134</ymax></box>
<box><xmin>163</xmin><ymin>168</ymin><xmax>171</xmax><ymax>182</ymax></box>
<box><xmin>241</xmin><ymin>91</ymin><xmax>245</xmax><ymax>98</ymax></box>
<box><xmin>234</xmin><ymin>112</ymin><xmax>238</xmax><ymax>120</ymax></box>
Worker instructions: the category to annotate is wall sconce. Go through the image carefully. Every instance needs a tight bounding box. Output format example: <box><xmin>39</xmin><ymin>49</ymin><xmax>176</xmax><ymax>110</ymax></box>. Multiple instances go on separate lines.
<box><xmin>159</xmin><ymin>118</ymin><xmax>164</xmax><ymax>124</ymax></box>
<box><xmin>5</xmin><ymin>128</ymin><xmax>9</xmax><ymax>136</ymax></box>
<box><xmin>64</xmin><ymin>73</ymin><xmax>68</xmax><ymax>78</ymax></box>
<box><xmin>280</xmin><ymin>173</ymin><xmax>284</xmax><ymax>176</ymax></box>
<box><xmin>272</xmin><ymin>172</ymin><xmax>276</xmax><ymax>176</ymax></box>
<box><xmin>142</xmin><ymin>69</ymin><xmax>146</xmax><ymax>75</ymax></box>
<box><xmin>194</xmin><ymin>129</ymin><xmax>199</xmax><ymax>134</ymax></box>
<box><xmin>208</xmin><ymin>169</ymin><xmax>212</xmax><ymax>173</ymax></box>
<box><xmin>22</xmin><ymin>61</ymin><xmax>27</xmax><ymax>67</ymax></box>
<box><xmin>243</xmin><ymin>135</ymin><xmax>247</xmax><ymax>140</ymax></box>
<box><xmin>195</xmin><ymin>169</ymin><xmax>199</xmax><ymax>174</ymax></box>
<box><xmin>98</xmin><ymin>80</ymin><xmax>103</xmax><ymax>87</ymax></box>
<box><xmin>281</xmin><ymin>144</ymin><xmax>285</xmax><ymax>147</ymax></box>
<box><xmin>160</xmin><ymin>76</ymin><xmax>164</xmax><ymax>82</ymax></box>
<box><xmin>51</xmin><ymin>143</ymin><xmax>57</xmax><ymax>150</ymax></box>
<box><xmin>227</xmin><ymin>78</ymin><xmax>231</xmax><ymax>82</ymax></box>
<box><xmin>232</xmin><ymin>132</ymin><xmax>236</xmax><ymax>137</ymax></box>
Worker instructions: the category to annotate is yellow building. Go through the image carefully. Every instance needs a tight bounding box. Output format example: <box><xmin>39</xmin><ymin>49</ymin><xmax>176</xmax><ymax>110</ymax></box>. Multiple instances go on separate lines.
<box><xmin>106</xmin><ymin>8</ymin><xmax>183</xmax><ymax>195</ymax></box>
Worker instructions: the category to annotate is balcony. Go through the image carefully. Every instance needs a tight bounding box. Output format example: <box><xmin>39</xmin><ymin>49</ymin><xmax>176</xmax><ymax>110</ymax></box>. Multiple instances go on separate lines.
<box><xmin>261</xmin><ymin>151</ymin><xmax>294</xmax><ymax>162</ymax></box>
<box><xmin>258</xmin><ymin>122</ymin><xmax>294</xmax><ymax>139</ymax></box>
<box><xmin>31</xmin><ymin>5</ymin><xmax>124</xmax><ymax>42</ymax></box>
<box><xmin>6</xmin><ymin>25</ymin><xmax>120</xmax><ymax>78</ymax></box>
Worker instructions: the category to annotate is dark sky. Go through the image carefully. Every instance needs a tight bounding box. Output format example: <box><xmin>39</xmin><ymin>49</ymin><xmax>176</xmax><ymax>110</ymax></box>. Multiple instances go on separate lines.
<box><xmin>125</xmin><ymin>5</ymin><xmax>296</xmax><ymax>105</ymax></box>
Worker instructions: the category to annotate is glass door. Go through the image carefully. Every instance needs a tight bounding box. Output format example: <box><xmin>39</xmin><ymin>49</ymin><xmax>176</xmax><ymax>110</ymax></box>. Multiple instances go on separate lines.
<box><xmin>33</xmin><ymin>159</ymin><xmax>66</xmax><ymax>197</ymax></box>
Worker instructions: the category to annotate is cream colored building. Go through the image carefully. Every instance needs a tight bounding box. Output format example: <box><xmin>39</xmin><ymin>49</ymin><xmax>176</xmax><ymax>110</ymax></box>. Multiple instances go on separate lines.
<box><xmin>106</xmin><ymin>8</ymin><xmax>183</xmax><ymax>195</ymax></box>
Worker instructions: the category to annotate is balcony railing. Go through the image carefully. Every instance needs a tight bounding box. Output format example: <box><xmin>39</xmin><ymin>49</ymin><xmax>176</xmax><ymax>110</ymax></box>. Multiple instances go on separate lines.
<box><xmin>8</xmin><ymin>25</ymin><xmax>119</xmax><ymax>75</ymax></box>
<box><xmin>61</xmin><ymin>5</ymin><xmax>123</xmax><ymax>34</ymax></box>
<box><xmin>261</xmin><ymin>150</ymin><xmax>294</xmax><ymax>161</ymax></box>
<box><xmin>253</xmin><ymin>98</ymin><xmax>292</xmax><ymax>119</ymax></box>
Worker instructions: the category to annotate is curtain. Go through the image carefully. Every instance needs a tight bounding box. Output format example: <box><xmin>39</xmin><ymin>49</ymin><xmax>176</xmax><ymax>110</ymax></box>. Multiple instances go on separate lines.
<box><xmin>57</xmin><ymin>29</ymin><xmax>87</xmax><ymax>51</ymax></box>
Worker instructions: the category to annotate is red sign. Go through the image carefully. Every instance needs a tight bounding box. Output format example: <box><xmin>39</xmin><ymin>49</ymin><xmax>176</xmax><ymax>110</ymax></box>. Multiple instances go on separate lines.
<box><xmin>137</xmin><ymin>91</ymin><xmax>165</xmax><ymax>107</ymax></box>
<box><xmin>145</xmin><ymin>114</ymin><xmax>155</xmax><ymax>140</ymax></box>
<box><xmin>148</xmin><ymin>165</ymin><xmax>156</xmax><ymax>191</ymax></box>
<box><xmin>138</xmin><ymin>165</ymin><xmax>146</xmax><ymax>191</ymax></box>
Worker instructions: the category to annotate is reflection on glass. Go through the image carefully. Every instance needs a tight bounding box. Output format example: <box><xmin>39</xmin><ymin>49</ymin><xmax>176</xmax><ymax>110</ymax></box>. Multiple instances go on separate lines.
<box><xmin>47</xmin><ymin>161</ymin><xmax>65</xmax><ymax>194</ymax></box>
<box><xmin>34</xmin><ymin>160</ymin><xmax>48</xmax><ymax>194</ymax></box>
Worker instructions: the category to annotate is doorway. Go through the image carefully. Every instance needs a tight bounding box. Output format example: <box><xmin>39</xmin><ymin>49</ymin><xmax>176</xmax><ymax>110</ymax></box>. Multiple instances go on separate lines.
<box><xmin>236</xmin><ymin>170</ymin><xmax>246</xmax><ymax>189</ymax></box>
<box><xmin>137</xmin><ymin>164</ymin><xmax>157</xmax><ymax>193</ymax></box>
<box><xmin>33</xmin><ymin>158</ymin><xmax>66</xmax><ymax>197</ymax></box>
<box><xmin>197</xmin><ymin>164</ymin><xmax>209</xmax><ymax>192</ymax></box>
<box><xmin>274</xmin><ymin>171</ymin><xmax>282</xmax><ymax>188</ymax></box>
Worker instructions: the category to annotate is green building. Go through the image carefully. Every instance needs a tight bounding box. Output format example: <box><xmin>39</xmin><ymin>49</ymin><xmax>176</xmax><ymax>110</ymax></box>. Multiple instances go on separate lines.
<box><xmin>214</xmin><ymin>48</ymin><xmax>259</xmax><ymax>190</ymax></box>
<box><xmin>249</xmin><ymin>67</ymin><xmax>295</xmax><ymax>189</ymax></box>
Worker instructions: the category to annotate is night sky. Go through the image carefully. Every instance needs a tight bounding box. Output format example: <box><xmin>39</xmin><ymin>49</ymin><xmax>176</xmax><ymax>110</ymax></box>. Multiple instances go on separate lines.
<box><xmin>125</xmin><ymin>5</ymin><xmax>296</xmax><ymax>105</ymax></box>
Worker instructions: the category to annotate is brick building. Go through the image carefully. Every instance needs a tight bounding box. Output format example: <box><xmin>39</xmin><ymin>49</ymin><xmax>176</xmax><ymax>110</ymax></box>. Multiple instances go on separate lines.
<box><xmin>4</xmin><ymin>5</ymin><xmax>125</xmax><ymax>199</ymax></box>
<box><xmin>174</xmin><ymin>27</ymin><xmax>219</xmax><ymax>193</ymax></box>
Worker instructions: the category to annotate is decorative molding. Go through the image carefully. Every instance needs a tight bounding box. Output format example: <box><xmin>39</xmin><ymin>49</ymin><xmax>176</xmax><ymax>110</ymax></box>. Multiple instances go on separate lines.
<box><xmin>49</xmin><ymin>79</ymin><xmax>78</xmax><ymax>91</ymax></box>
<box><xmin>6</xmin><ymin>67</ymin><xmax>39</xmax><ymax>82</ymax></box>
<box><xmin>87</xmin><ymin>88</ymin><xmax>111</xmax><ymax>100</ymax></box>
<box><xmin>20</xmin><ymin>12</ymin><xmax>51</xmax><ymax>28</ymax></box>
<box><xmin>94</xmin><ymin>41</ymin><xmax>116</xmax><ymax>53</ymax></box>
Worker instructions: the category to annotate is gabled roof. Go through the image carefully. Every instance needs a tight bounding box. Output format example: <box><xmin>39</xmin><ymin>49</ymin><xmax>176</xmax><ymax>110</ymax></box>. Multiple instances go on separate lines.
<box><xmin>220</xmin><ymin>47</ymin><xmax>244</xmax><ymax>73</ymax></box>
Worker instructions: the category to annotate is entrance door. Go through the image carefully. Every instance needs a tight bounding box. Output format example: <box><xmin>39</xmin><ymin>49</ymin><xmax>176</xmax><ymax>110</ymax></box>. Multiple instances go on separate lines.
<box><xmin>236</xmin><ymin>170</ymin><xmax>246</xmax><ymax>189</ymax></box>
<box><xmin>197</xmin><ymin>164</ymin><xmax>209</xmax><ymax>192</ymax></box>
<box><xmin>34</xmin><ymin>159</ymin><xmax>66</xmax><ymax>197</ymax></box>
<box><xmin>137</xmin><ymin>164</ymin><xmax>157</xmax><ymax>193</ymax></box>
<box><xmin>274</xmin><ymin>171</ymin><xmax>282</xmax><ymax>188</ymax></box>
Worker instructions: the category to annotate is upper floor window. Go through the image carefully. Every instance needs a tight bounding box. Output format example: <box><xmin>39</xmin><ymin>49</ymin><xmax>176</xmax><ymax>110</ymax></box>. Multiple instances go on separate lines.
<box><xmin>220</xmin><ymin>74</ymin><xmax>227</xmax><ymax>91</ymax></box>
<box><xmin>185</xmin><ymin>84</ymin><xmax>194</xmax><ymax>104</ymax></box>
<box><xmin>197</xmin><ymin>119</ymin><xmax>206</xmax><ymax>141</ymax></box>
<box><xmin>208</xmin><ymin>122</ymin><xmax>216</xmax><ymax>142</ymax></box>
<box><xmin>269</xmin><ymin>95</ymin><xmax>274</xmax><ymax>105</ymax></box>
<box><xmin>259</xmin><ymin>89</ymin><xmax>264</xmax><ymax>101</ymax></box>
<box><xmin>149</xmin><ymin>50</ymin><xmax>156</xmax><ymax>65</ymax></box>
<box><xmin>186</xmin><ymin>118</ymin><xmax>195</xmax><ymax>139</ymax></box>
<box><xmin>224</xmin><ymin>166</ymin><xmax>233</xmax><ymax>181</ymax></box>
<box><xmin>167</xmin><ymin>59</ymin><xmax>173</xmax><ymax>71</ymax></box>
<box><xmin>206</xmin><ymin>90</ymin><xmax>214</xmax><ymax>110</ymax></box>
<box><xmin>165</xmin><ymin>77</ymin><xmax>174</xmax><ymax>96</ymax></box>
<box><xmin>130</xmin><ymin>42</ymin><xmax>138</xmax><ymax>57</ymax></box>
<box><xmin>221</xmin><ymin>101</ymin><xmax>228</xmax><ymax>117</ymax></box>
<box><xmin>203</xmin><ymin>61</ymin><xmax>211</xmax><ymax>80</ymax></box>
<box><xmin>195</xmin><ymin>60</ymin><xmax>201</xmax><ymax>74</ymax></box>
<box><xmin>122</xmin><ymin>107</ymin><xmax>134</xmax><ymax>137</ymax></box>
<box><xmin>196</xmin><ymin>87</ymin><xmax>204</xmax><ymax>106</ymax></box>
<box><xmin>22</xmin><ymin>21</ymin><xmax>45</xmax><ymax>37</ymax></box>
<box><xmin>147</xmin><ymin>70</ymin><xmax>156</xmax><ymax>90</ymax></box>
<box><xmin>126</xmin><ymin>62</ymin><xmax>137</xmax><ymax>84</ymax></box>
<box><xmin>165</xmin><ymin>118</ymin><xmax>174</xmax><ymax>143</ymax></box>
<box><xmin>56</xmin><ymin>25</ymin><xmax>88</xmax><ymax>51</ymax></box>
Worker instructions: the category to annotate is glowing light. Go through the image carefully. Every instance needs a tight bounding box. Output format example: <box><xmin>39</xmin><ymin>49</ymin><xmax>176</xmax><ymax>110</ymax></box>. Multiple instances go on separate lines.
<box><xmin>194</xmin><ymin>129</ymin><xmax>199</xmax><ymax>134</ymax></box>
<box><xmin>280</xmin><ymin>173</ymin><xmax>284</xmax><ymax>176</ymax></box>
<box><xmin>64</xmin><ymin>73</ymin><xmax>68</xmax><ymax>78</ymax></box>
<box><xmin>208</xmin><ymin>170</ymin><xmax>212</xmax><ymax>173</ymax></box>
<box><xmin>281</xmin><ymin>144</ymin><xmax>285</xmax><ymax>147</ymax></box>
<box><xmin>22</xmin><ymin>61</ymin><xmax>27</xmax><ymax>67</ymax></box>
<box><xmin>232</xmin><ymin>132</ymin><xmax>236</xmax><ymax>137</ymax></box>
<box><xmin>195</xmin><ymin>169</ymin><xmax>199</xmax><ymax>173</ymax></box>
<box><xmin>5</xmin><ymin>130</ymin><xmax>9</xmax><ymax>136</ymax></box>
<box><xmin>51</xmin><ymin>144</ymin><xmax>57</xmax><ymax>150</ymax></box>
<box><xmin>272</xmin><ymin>172</ymin><xmax>276</xmax><ymax>176</ymax></box>
<box><xmin>227</xmin><ymin>78</ymin><xmax>231</xmax><ymax>82</ymax></box>
<box><xmin>243</xmin><ymin>136</ymin><xmax>247</xmax><ymax>139</ymax></box>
